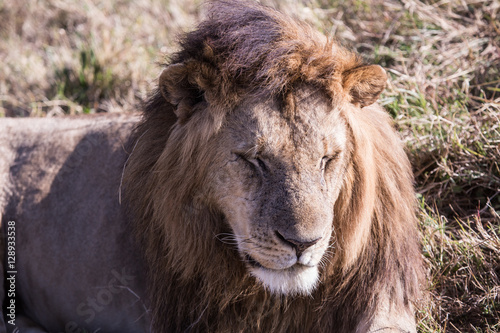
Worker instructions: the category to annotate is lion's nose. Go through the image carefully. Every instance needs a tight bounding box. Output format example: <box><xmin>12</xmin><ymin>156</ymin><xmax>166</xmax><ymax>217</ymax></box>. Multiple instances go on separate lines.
<box><xmin>275</xmin><ymin>231</ymin><xmax>321</xmax><ymax>258</ymax></box>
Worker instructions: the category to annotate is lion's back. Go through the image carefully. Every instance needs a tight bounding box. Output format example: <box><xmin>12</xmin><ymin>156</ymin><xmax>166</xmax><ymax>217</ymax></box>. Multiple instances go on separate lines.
<box><xmin>0</xmin><ymin>113</ymin><xmax>151</xmax><ymax>332</ymax></box>
<box><xmin>0</xmin><ymin>114</ymin><xmax>139</xmax><ymax>211</ymax></box>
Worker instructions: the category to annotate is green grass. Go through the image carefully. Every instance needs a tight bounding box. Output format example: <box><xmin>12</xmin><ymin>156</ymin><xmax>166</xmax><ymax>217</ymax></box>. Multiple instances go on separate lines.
<box><xmin>1</xmin><ymin>0</ymin><xmax>499</xmax><ymax>331</ymax></box>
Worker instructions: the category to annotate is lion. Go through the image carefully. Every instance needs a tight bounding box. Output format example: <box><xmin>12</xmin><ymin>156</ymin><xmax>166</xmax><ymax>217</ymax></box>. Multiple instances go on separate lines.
<box><xmin>0</xmin><ymin>1</ymin><xmax>424</xmax><ymax>332</ymax></box>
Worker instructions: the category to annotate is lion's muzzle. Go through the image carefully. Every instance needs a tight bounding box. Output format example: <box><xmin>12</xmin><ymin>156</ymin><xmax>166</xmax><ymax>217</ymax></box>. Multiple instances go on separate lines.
<box><xmin>238</xmin><ymin>225</ymin><xmax>331</xmax><ymax>295</ymax></box>
<box><xmin>274</xmin><ymin>230</ymin><xmax>321</xmax><ymax>259</ymax></box>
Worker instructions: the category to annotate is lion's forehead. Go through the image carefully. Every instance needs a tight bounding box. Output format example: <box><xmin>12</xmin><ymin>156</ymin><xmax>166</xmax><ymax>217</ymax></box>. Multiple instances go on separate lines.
<box><xmin>228</xmin><ymin>86</ymin><xmax>347</xmax><ymax>159</ymax></box>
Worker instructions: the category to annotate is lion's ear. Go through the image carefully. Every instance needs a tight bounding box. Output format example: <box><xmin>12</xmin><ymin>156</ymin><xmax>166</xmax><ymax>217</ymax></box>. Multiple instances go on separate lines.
<box><xmin>159</xmin><ymin>62</ymin><xmax>219</xmax><ymax>120</ymax></box>
<box><xmin>159</xmin><ymin>63</ymin><xmax>191</xmax><ymax>105</ymax></box>
<box><xmin>159</xmin><ymin>63</ymin><xmax>203</xmax><ymax>121</ymax></box>
<box><xmin>342</xmin><ymin>65</ymin><xmax>387</xmax><ymax>108</ymax></box>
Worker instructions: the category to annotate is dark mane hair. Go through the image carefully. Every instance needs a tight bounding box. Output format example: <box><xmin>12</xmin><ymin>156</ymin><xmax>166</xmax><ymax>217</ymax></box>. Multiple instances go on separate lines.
<box><xmin>123</xmin><ymin>1</ymin><xmax>424</xmax><ymax>332</ymax></box>
<box><xmin>173</xmin><ymin>0</ymin><xmax>360</xmax><ymax>98</ymax></box>
<box><xmin>144</xmin><ymin>0</ymin><xmax>362</xmax><ymax>118</ymax></box>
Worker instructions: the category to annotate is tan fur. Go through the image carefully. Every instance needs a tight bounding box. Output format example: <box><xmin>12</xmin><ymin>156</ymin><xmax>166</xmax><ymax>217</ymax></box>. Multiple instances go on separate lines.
<box><xmin>123</xmin><ymin>1</ymin><xmax>424</xmax><ymax>332</ymax></box>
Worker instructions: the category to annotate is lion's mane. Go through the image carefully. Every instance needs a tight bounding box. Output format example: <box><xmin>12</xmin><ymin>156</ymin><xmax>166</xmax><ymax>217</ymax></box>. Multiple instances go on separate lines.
<box><xmin>123</xmin><ymin>1</ymin><xmax>424</xmax><ymax>332</ymax></box>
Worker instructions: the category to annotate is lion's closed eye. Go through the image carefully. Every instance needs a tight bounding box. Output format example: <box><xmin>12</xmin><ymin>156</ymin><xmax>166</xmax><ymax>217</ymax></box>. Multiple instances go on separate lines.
<box><xmin>235</xmin><ymin>153</ymin><xmax>267</xmax><ymax>173</ymax></box>
<box><xmin>321</xmin><ymin>154</ymin><xmax>338</xmax><ymax>172</ymax></box>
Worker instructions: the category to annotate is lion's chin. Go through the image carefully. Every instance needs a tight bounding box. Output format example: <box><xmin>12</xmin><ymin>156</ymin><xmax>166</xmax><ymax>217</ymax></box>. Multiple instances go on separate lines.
<box><xmin>249</xmin><ymin>265</ymin><xmax>319</xmax><ymax>296</ymax></box>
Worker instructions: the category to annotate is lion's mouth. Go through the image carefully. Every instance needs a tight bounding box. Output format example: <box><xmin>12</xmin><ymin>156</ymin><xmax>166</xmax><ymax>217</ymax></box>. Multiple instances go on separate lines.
<box><xmin>244</xmin><ymin>253</ymin><xmax>309</xmax><ymax>271</ymax></box>
<box><xmin>244</xmin><ymin>253</ymin><xmax>320</xmax><ymax>295</ymax></box>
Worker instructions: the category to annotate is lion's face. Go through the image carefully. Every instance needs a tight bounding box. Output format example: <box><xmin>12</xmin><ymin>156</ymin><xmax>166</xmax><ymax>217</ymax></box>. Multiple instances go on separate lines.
<box><xmin>206</xmin><ymin>85</ymin><xmax>348</xmax><ymax>295</ymax></box>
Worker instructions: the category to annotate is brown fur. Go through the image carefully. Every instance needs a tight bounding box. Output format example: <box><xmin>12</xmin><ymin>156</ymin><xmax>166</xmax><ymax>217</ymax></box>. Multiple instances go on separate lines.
<box><xmin>123</xmin><ymin>1</ymin><xmax>424</xmax><ymax>332</ymax></box>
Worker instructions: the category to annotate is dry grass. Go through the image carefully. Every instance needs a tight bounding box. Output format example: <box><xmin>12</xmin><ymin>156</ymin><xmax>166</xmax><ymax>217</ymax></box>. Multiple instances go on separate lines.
<box><xmin>1</xmin><ymin>0</ymin><xmax>499</xmax><ymax>331</ymax></box>
<box><xmin>0</xmin><ymin>0</ymin><xmax>203</xmax><ymax>115</ymax></box>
